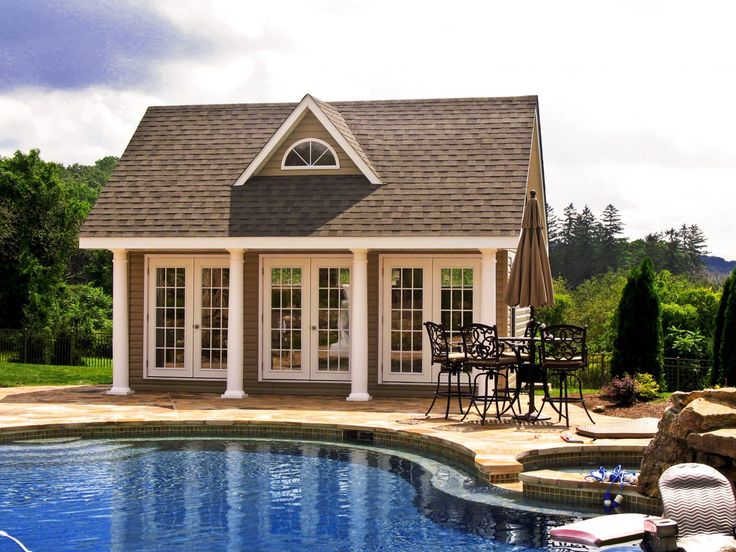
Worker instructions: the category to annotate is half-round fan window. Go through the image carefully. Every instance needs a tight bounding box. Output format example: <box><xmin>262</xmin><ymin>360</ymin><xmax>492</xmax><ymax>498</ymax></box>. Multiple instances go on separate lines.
<box><xmin>281</xmin><ymin>138</ymin><xmax>340</xmax><ymax>169</ymax></box>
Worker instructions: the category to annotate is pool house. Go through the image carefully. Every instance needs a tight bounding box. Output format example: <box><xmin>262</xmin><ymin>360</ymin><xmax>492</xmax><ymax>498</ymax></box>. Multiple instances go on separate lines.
<box><xmin>79</xmin><ymin>93</ymin><xmax>548</xmax><ymax>400</ymax></box>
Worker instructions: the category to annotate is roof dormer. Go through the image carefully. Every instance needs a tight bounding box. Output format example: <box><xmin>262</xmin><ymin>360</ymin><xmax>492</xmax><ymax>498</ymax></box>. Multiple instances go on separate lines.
<box><xmin>234</xmin><ymin>94</ymin><xmax>381</xmax><ymax>185</ymax></box>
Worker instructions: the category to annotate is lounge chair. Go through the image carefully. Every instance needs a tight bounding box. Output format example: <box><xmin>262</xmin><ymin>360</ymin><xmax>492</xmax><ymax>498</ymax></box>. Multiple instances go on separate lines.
<box><xmin>657</xmin><ymin>463</ymin><xmax>736</xmax><ymax>551</ymax></box>
<box><xmin>549</xmin><ymin>463</ymin><xmax>736</xmax><ymax>552</ymax></box>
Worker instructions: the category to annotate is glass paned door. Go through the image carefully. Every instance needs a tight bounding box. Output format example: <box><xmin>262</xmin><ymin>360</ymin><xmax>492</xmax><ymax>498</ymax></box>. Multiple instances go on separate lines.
<box><xmin>311</xmin><ymin>262</ymin><xmax>351</xmax><ymax>380</ymax></box>
<box><xmin>438</xmin><ymin>267</ymin><xmax>476</xmax><ymax>342</ymax></box>
<box><xmin>263</xmin><ymin>259</ymin><xmax>308</xmax><ymax>379</ymax></box>
<box><xmin>382</xmin><ymin>259</ymin><xmax>432</xmax><ymax>382</ymax></box>
<box><xmin>432</xmin><ymin>260</ymin><xmax>480</xmax><ymax>380</ymax></box>
<box><xmin>153</xmin><ymin>265</ymin><xmax>188</xmax><ymax>376</ymax></box>
<box><xmin>147</xmin><ymin>257</ymin><xmax>229</xmax><ymax>379</ymax></box>
<box><xmin>193</xmin><ymin>261</ymin><xmax>229</xmax><ymax>378</ymax></box>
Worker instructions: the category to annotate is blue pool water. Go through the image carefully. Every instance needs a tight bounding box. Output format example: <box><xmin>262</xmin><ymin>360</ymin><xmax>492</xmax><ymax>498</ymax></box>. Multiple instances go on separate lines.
<box><xmin>0</xmin><ymin>439</ymin><xmax>575</xmax><ymax>551</ymax></box>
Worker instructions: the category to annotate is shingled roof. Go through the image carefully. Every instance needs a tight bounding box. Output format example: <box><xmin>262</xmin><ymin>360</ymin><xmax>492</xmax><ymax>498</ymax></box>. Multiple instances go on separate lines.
<box><xmin>81</xmin><ymin>95</ymin><xmax>539</xmax><ymax>237</ymax></box>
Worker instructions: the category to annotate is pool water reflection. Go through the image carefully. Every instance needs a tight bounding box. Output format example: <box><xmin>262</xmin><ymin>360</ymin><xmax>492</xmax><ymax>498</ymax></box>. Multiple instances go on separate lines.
<box><xmin>0</xmin><ymin>439</ymin><xmax>572</xmax><ymax>551</ymax></box>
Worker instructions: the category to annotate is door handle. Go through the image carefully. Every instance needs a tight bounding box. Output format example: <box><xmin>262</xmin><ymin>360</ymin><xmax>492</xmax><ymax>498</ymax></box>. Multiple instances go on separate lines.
<box><xmin>311</xmin><ymin>325</ymin><xmax>317</xmax><ymax>330</ymax></box>
<box><xmin>194</xmin><ymin>324</ymin><xmax>200</xmax><ymax>329</ymax></box>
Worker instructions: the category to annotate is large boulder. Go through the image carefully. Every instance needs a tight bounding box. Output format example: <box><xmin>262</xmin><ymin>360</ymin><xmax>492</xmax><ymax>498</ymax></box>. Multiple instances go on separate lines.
<box><xmin>637</xmin><ymin>388</ymin><xmax>736</xmax><ymax>498</ymax></box>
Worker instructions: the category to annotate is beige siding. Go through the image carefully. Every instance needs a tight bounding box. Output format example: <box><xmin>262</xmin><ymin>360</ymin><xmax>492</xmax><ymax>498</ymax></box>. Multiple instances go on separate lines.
<box><xmin>527</xmin><ymin>117</ymin><xmax>545</xmax><ymax>216</ymax></box>
<box><xmin>126</xmin><ymin>249</ymin><xmax>512</xmax><ymax>398</ymax></box>
<box><xmin>128</xmin><ymin>251</ymin><xmax>226</xmax><ymax>393</ymax></box>
<box><xmin>257</xmin><ymin>112</ymin><xmax>361</xmax><ymax>176</ymax></box>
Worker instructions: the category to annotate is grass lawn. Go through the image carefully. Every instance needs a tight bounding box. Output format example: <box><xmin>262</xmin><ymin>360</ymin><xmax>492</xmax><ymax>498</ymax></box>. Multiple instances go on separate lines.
<box><xmin>0</xmin><ymin>361</ymin><xmax>112</xmax><ymax>387</ymax></box>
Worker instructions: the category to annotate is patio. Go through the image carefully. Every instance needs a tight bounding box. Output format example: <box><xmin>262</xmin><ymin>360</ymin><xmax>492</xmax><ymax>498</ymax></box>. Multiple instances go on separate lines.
<box><xmin>0</xmin><ymin>385</ymin><xmax>651</xmax><ymax>490</ymax></box>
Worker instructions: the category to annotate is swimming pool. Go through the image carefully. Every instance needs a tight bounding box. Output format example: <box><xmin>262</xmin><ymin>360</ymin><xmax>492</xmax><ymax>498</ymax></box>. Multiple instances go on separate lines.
<box><xmin>0</xmin><ymin>438</ymin><xmax>578</xmax><ymax>551</ymax></box>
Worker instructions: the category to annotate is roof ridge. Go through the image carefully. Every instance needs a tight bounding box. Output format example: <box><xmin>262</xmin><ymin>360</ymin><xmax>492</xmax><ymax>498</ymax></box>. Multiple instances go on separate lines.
<box><xmin>144</xmin><ymin>95</ymin><xmax>538</xmax><ymax>111</ymax></box>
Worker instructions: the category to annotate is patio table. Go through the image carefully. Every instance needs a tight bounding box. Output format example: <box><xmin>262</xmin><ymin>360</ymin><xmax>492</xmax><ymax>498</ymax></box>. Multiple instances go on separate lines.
<box><xmin>498</xmin><ymin>336</ymin><xmax>550</xmax><ymax>422</ymax></box>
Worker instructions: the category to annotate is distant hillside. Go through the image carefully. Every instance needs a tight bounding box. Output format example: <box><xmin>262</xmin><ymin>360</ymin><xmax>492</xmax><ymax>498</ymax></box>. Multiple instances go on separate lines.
<box><xmin>702</xmin><ymin>255</ymin><xmax>736</xmax><ymax>277</ymax></box>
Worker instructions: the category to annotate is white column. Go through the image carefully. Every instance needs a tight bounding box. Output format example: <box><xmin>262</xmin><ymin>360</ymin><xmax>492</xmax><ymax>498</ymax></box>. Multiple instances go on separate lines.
<box><xmin>108</xmin><ymin>248</ymin><xmax>133</xmax><ymax>395</ymax></box>
<box><xmin>479</xmin><ymin>248</ymin><xmax>497</xmax><ymax>325</ymax></box>
<box><xmin>478</xmin><ymin>249</ymin><xmax>499</xmax><ymax>396</ymax></box>
<box><xmin>347</xmin><ymin>248</ymin><xmax>371</xmax><ymax>401</ymax></box>
<box><xmin>222</xmin><ymin>248</ymin><xmax>247</xmax><ymax>399</ymax></box>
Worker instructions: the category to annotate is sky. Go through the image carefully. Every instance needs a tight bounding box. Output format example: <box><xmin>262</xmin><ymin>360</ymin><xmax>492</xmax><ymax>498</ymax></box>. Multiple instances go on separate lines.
<box><xmin>1</xmin><ymin>0</ymin><xmax>735</xmax><ymax>259</ymax></box>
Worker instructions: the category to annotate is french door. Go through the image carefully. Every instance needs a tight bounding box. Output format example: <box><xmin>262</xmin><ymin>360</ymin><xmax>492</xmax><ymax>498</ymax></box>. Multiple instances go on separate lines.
<box><xmin>381</xmin><ymin>257</ymin><xmax>480</xmax><ymax>383</ymax></box>
<box><xmin>262</xmin><ymin>257</ymin><xmax>351</xmax><ymax>381</ymax></box>
<box><xmin>146</xmin><ymin>257</ymin><xmax>229</xmax><ymax>379</ymax></box>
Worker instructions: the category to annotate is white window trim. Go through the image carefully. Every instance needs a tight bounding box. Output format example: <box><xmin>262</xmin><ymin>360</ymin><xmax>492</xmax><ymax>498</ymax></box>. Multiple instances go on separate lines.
<box><xmin>378</xmin><ymin>254</ymin><xmax>482</xmax><ymax>385</ymax></box>
<box><xmin>280</xmin><ymin>137</ymin><xmax>341</xmax><ymax>170</ymax></box>
<box><xmin>143</xmin><ymin>254</ymin><xmax>229</xmax><ymax>381</ymax></box>
<box><xmin>258</xmin><ymin>254</ymin><xmax>353</xmax><ymax>384</ymax></box>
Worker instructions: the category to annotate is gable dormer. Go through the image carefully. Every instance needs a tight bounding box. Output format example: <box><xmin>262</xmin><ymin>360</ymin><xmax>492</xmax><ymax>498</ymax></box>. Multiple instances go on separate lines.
<box><xmin>234</xmin><ymin>94</ymin><xmax>381</xmax><ymax>185</ymax></box>
<box><xmin>255</xmin><ymin>111</ymin><xmax>362</xmax><ymax>176</ymax></box>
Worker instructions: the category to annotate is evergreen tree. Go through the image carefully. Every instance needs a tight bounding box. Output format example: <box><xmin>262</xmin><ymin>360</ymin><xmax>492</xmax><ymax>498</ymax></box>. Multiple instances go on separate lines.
<box><xmin>712</xmin><ymin>271</ymin><xmax>733</xmax><ymax>386</ymax></box>
<box><xmin>611</xmin><ymin>258</ymin><xmax>664</xmax><ymax>385</ymax></box>
<box><xmin>599</xmin><ymin>204</ymin><xmax>624</xmax><ymax>272</ymax></box>
<box><xmin>572</xmin><ymin>206</ymin><xmax>599</xmax><ymax>283</ymax></box>
<box><xmin>680</xmin><ymin>224</ymin><xmax>708</xmax><ymax>275</ymax></box>
<box><xmin>546</xmin><ymin>203</ymin><xmax>560</xmax><ymax>246</ymax></box>
<box><xmin>718</xmin><ymin>268</ymin><xmax>736</xmax><ymax>386</ymax></box>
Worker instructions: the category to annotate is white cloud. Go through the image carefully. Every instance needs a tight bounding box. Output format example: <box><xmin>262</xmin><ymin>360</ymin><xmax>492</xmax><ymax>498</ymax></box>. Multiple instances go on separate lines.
<box><xmin>0</xmin><ymin>87</ymin><xmax>157</xmax><ymax>163</ymax></box>
<box><xmin>2</xmin><ymin>0</ymin><xmax>735</xmax><ymax>258</ymax></box>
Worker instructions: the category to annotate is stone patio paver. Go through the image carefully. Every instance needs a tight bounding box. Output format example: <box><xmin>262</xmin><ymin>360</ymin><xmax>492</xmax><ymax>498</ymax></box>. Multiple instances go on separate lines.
<box><xmin>0</xmin><ymin>385</ymin><xmax>652</xmax><ymax>483</ymax></box>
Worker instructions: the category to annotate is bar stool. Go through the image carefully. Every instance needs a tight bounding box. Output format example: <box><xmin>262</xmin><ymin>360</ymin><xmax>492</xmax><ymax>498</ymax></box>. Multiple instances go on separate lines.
<box><xmin>460</xmin><ymin>323</ymin><xmax>520</xmax><ymax>424</ymax></box>
<box><xmin>423</xmin><ymin>321</ymin><xmax>474</xmax><ymax>419</ymax></box>
<box><xmin>537</xmin><ymin>324</ymin><xmax>596</xmax><ymax>427</ymax></box>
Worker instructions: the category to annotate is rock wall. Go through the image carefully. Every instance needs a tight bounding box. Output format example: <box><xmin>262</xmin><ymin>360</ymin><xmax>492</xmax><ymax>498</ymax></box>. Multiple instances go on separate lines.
<box><xmin>638</xmin><ymin>388</ymin><xmax>736</xmax><ymax>498</ymax></box>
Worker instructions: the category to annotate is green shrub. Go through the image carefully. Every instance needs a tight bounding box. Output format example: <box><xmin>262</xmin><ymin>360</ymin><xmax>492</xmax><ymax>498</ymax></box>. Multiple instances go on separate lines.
<box><xmin>665</xmin><ymin>327</ymin><xmax>709</xmax><ymax>359</ymax></box>
<box><xmin>634</xmin><ymin>372</ymin><xmax>660</xmax><ymax>401</ymax></box>
<box><xmin>611</xmin><ymin>258</ymin><xmax>664</xmax><ymax>385</ymax></box>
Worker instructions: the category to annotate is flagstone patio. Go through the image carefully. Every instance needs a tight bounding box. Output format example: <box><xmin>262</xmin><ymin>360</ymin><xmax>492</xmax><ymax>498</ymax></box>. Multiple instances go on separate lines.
<box><xmin>0</xmin><ymin>385</ymin><xmax>652</xmax><ymax>491</ymax></box>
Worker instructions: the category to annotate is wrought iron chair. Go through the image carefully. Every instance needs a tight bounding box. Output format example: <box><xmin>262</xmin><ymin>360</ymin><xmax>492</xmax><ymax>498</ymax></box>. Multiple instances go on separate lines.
<box><xmin>423</xmin><ymin>321</ymin><xmax>473</xmax><ymax>419</ymax></box>
<box><xmin>459</xmin><ymin>323</ymin><xmax>520</xmax><ymax>424</ymax></box>
<box><xmin>537</xmin><ymin>324</ymin><xmax>595</xmax><ymax>427</ymax></box>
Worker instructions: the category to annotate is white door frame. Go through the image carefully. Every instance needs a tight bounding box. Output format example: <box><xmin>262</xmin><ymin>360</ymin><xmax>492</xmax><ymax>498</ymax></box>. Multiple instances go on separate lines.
<box><xmin>380</xmin><ymin>258</ymin><xmax>433</xmax><ymax>383</ymax></box>
<box><xmin>145</xmin><ymin>255</ymin><xmax>228</xmax><ymax>380</ymax></box>
<box><xmin>261</xmin><ymin>257</ymin><xmax>311</xmax><ymax>380</ymax></box>
<box><xmin>309</xmin><ymin>258</ymin><xmax>352</xmax><ymax>381</ymax></box>
<box><xmin>379</xmin><ymin>255</ymin><xmax>482</xmax><ymax>384</ymax></box>
<box><xmin>192</xmin><ymin>258</ymin><xmax>229</xmax><ymax>379</ymax></box>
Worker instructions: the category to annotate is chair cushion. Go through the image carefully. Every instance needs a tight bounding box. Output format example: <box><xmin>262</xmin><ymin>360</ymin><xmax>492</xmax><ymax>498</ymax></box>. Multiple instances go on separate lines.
<box><xmin>549</xmin><ymin>513</ymin><xmax>647</xmax><ymax>547</ymax></box>
<box><xmin>501</xmin><ymin>350</ymin><xmax>530</xmax><ymax>360</ymax></box>
<box><xmin>545</xmin><ymin>357</ymin><xmax>584</xmax><ymax>367</ymax></box>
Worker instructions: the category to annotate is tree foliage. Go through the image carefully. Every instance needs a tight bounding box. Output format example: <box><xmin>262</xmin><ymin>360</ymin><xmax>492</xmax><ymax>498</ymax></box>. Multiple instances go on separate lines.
<box><xmin>714</xmin><ymin>269</ymin><xmax>736</xmax><ymax>385</ymax></box>
<box><xmin>0</xmin><ymin>150</ymin><xmax>117</xmax><ymax>332</ymax></box>
<box><xmin>548</xmin><ymin>203</ymin><xmax>707</xmax><ymax>287</ymax></box>
<box><xmin>537</xmin><ymin>272</ymin><xmax>627</xmax><ymax>352</ymax></box>
<box><xmin>611</xmin><ymin>258</ymin><xmax>664</xmax><ymax>384</ymax></box>
<box><xmin>0</xmin><ymin>150</ymin><xmax>85</xmax><ymax>330</ymax></box>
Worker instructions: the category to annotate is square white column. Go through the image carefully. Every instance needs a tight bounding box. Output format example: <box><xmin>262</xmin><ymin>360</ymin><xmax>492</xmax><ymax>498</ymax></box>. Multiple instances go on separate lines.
<box><xmin>479</xmin><ymin>248</ymin><xmax>497</xmax><ymax>325</ymax></box>
<box><xmin>108</xmin><ymin>248</ymin><xmax>134</xmax><ymax>395</ymax></box>
<box><xmin>222</xmin><ymin>248</ymin><xmax>247</xmax><ymax>399</ymax></box>
<box><xmin>347</xmin><ymin>248</ymin><xmax>371</xmax><ymax>401</ymax></box>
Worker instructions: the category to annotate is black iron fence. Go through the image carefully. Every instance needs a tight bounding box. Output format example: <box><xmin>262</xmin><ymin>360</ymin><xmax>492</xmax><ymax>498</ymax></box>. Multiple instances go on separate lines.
<box><xmin>0</xmin><ymin>329</ymin><xmax>112</xmax><ymax>368</ymax></box>
<box><xmin>580</xmin><ymin>352</ymin><xmax>711</xmax><ymax>392</ymax></box>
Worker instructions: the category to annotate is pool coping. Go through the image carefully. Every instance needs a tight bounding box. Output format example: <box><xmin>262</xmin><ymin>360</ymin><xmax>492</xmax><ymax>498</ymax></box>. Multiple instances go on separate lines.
<box><xmin>0</xmin><ymin>419</ymin><xmax>519</xmax><ymax>485</ymax></box>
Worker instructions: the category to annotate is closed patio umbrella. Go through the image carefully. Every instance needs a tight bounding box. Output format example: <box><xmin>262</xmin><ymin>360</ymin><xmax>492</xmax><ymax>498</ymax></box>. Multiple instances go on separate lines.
<box><xmin>503</xmin><ymin>190</ymin><xmax>554</xmax><ymax>421</ymax></box>
<box><xmin>503</xmin><ymin>190</ymin><xmax>554</xmax><ymax>311</ymax></box>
